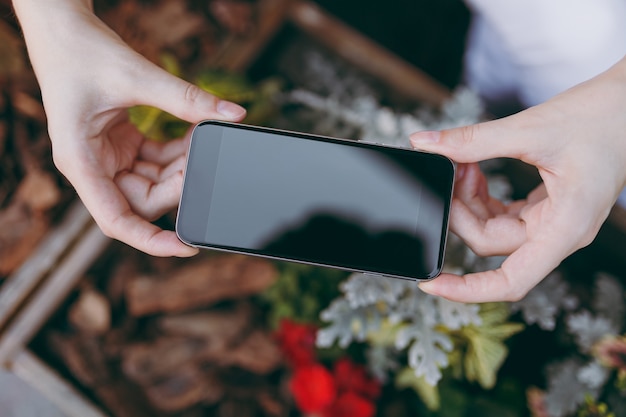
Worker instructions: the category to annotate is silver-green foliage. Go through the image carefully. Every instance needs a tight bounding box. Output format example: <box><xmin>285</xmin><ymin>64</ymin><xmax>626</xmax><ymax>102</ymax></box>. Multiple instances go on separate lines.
<box><xmin>284</xmin><ymin>48</ymin><xmax>518</xmax><ymax>390</ymax></box>
<box><xmin>517</xmin><ymin>272</ymin><xmax>624</xmax><ymax>417</ymax></box>
<box><xmin>317</xmin><ymin>274</ymin><xmax>481</xmax><ymax>385</ymax></box>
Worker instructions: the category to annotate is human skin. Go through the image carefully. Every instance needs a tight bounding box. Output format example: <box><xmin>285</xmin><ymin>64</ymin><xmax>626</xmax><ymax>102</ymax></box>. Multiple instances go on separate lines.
<box><xmin>13</xmin><ymin>0</ymin><xmax>246</xmax><ymax>257</ymax></box>
<box><xmin>411</xmin><ymin>55</ymin><xmax>626</xmax><ymax>303</ymax></box>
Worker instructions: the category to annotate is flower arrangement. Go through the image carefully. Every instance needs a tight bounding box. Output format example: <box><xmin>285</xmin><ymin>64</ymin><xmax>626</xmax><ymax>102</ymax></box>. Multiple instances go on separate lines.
<box><xmin>264</xmin><ymin>46</ymin><xmax>626</xmax><ymax>417</ymax></box>
<box><xmin>128</xmin><ymin>44</ymin><xmax>626</xmax><ymax>417</ymax></box>
<box><xmin>275</xmin><ymin>319</ymin><xmax>381</xmax><ymax>417</ymax></box>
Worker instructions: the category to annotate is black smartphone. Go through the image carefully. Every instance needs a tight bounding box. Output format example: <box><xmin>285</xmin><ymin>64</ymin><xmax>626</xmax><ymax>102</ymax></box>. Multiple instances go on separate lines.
<box><xmin>176</xmin><ymin>120</ymin><xmax>454</xmax><ymax>280</ymax></box>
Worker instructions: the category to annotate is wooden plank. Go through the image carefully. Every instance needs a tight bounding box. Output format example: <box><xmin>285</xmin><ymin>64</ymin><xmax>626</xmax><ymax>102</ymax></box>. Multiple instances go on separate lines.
<box><xmin>0</xmin><ymin>223</ymin><xmax>109</xmax><ymax>365</ymax></box>
<box><xmin>10</xmin><ymin>349</ymin><xmax>109</xmax><ymax>417</ymax></box>
<box><xmin>0</xmin><ymin>201</ymin><xmax>91</xmax><ymax>331</ymax></box>
<box><xmin>209</xmin><ymin>0</ymin><xmax>294</xmax><ymax>72</ymax></box>
<box><xmin>125</xmin><ymin>255</ymin><xmax>277</xmax><ymax>316</ymax></box>
<box><xmin>288</xmin><ymin>0</ymin><xmax>451</xmax><ymax>107</ymax></box>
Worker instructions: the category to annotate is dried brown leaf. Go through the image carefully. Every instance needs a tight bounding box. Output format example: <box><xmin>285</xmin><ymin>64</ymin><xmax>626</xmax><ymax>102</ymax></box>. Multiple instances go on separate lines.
<box><xmin>218</xmin><ymin>330</ymin><xmax>283</xmax><ymax>374</ymax></box>
<box><xmin>0</xmin><ymin>20</ymin><xmax>26</xmax><ymax>80</ymax></box>
<box><xmin>11</xmin><ymin>91</ymin><xmax>46</xmax><ymax>122</ymax></box>
<box><xmin>144</xmin><ymin>366</ymin><xmax>224</xmax><ymax>412</ymax></box>
<box><xmin>101</xmin><ymin>0</ymin><xmax>208</xmax><ymax>62</ymax></box>
<box><xmin>122</xmin><ymin>337</ymin><xmax>207</xmax><ymax>386</ymax></box>
<box><xmin>157</xmin><ymin>302</ymin><xmax>252</xmax><ymax>342</ymax></box>
<box><xmin>209</xmin><ymin>0</ymin><xmax>255</xmax><ymax>35</ymax></box>
<box><xmin>0</xmin><ymin>202</ymin><xmax>48</xmax><ymax>275</ymax></box>
<box><xmin>68</xmin><ymin>286</ymin><xmax>112</xmax><ymax>334</ymax></box>
<box><xmin>47</xmin><ymin>332</ymin><xmax>111</xmax><ymax>387</ymax></box>
<box><xmin>140</xmin><ymin>2</ymin><xmax>207</xmax><ymax>48</ymax></box>
<box><xmin>15</xmin><ymin>170</ymin><xmax>61</xmax><ymax>212</ymax></box>
<box><xmin>125</xmin><ymin>254</ymin><xmax>277</xmax><ymax>316</ymax></box>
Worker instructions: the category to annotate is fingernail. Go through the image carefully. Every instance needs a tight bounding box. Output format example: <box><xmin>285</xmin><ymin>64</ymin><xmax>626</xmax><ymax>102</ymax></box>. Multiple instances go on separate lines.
<box><xmin>417</xmin><ymin>281</ymin><xmax>438</xmax><ymax>295</ymax></box>
<box><xmin>410</xmin><ymin>131</ymin><xmax>440</xmax><ymax>146</ymax></box>
<box><xmin>217</xmin><ymin>100</ymin><xmax>246</xmax><ymax>119</ymax></box>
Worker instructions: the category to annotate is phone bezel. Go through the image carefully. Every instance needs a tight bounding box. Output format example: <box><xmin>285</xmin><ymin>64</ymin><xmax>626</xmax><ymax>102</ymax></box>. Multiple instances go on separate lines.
<box><xmin>176</xmin><ymin>120</ymin><xmax>455</xmax><ymax>281</ymax></box>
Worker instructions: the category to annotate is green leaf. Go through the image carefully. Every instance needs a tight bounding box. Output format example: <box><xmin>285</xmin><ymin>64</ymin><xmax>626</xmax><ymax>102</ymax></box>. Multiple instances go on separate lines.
<box><xmin>457</xmin><ymin>303</ymin><xmax>524</xmax><ymax>389</ymax></box>
<box><xmin>195</xmin><ymin>70</ymin><xmax>258</xmax><ymax>103</ymax></box>
<box><xmin>160</xmin><ymin>52</ymin><xmax>182</xmax><ymax>77</ymax></box>
<box><xmin>128</xmin><ymin>105</ymin><xmax>183</xmax><ymax>141</ymax></box>
<box><xmin>261</xmin><ymin>263</ymin><xmax>345</xmax><ymax>329</ymax></box>
<box><xmin>396</xmin><ymin>367</ymin><xmax>440</xmax><ymax>411</ymax></box>
<box><xmin>463</xmin><ymin>327</ymin><xmax>509</xmax><ymax>389</ymax></box>
<box><xmin>366</xmin><ymin>319</ymin><xmax>404</xmax><ymax>347</ymax></box>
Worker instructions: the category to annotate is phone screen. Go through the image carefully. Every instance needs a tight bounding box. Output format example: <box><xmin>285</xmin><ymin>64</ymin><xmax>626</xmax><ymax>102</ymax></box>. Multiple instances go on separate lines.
<box><xmin>177</xmin><ymin>121</ymin><xmax>454</xmax><ymax>280</ymax></box>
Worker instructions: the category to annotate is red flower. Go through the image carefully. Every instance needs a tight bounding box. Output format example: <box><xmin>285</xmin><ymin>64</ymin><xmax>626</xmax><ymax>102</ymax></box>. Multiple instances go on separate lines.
<box><xmin>593</xmin><ymin>335</ymin><xmax>626</xmax><ymax>371</ymax></box>
<box><xmin>276</xmin><ymin>321</ymin><xmax>381</xmax><ymax>417</ymax></box>
<box><xmin>324</xmin><ymin>392</ymin><xmax>375</xmax><ymax>417</ymax></box>
<box><xmin>275</xmin><ymin>319</ymin><xmax>318</xmax><ymax>367</ymax></box>
<box><xmin>290</xmin><ymin>364</ymin><xmax>336</xmax><ymax>414</ymax></box>
<box><xmin>332</xmin><ymin>358</ymin><xmax>381</xmax><ymax>400</ymax></box>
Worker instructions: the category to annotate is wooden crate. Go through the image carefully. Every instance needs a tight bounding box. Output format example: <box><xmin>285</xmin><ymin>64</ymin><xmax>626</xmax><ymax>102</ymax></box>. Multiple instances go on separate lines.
<box><xmin>0</xmin><ymin>202</ymin><xmax>110</xmax><ymax>416</ymax></box>
<box><xmin>3</xmin><ymin>1</ymin><xmax>624</xmax><ymax>415</ymax></box>
<box><xmin>0</xmin><ymin>2</ymin><xmax>453</xmax><ymax>416</ymax></box>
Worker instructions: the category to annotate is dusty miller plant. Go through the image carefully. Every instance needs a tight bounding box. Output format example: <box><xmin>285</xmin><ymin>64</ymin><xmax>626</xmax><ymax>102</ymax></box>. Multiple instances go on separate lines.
<box><xmin>513</xmin><ymin>272</ymin><xmax>625</xmax><ymax>417</ymax></box>
<box><xmin>278</xmin><ymin>48</ymin><xmax>523</xmax><ymax>407</ymax></box>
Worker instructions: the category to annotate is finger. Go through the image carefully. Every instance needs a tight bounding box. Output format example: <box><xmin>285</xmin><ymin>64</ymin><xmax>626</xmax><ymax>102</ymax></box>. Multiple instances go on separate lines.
<box><xmin>130</xmin><ymin>63</ymin><xmax>246</xmax><ymax>124</ymax></box>
<box><xmin>132</xmin><ymin>156</ymin><xmax>185</xmax><ymax>183</ymax></box>
<box><xmin>527</xmin><ymin>183</ymin><xmax>548</xmax><ymax>205</ymax></box>
<box><xmin>115</xmin><ymin>169</ymin><xmax>183</xmax><ymax>221</ymax></box>
<box><xmin>131</xmin><ymin>161</ymin><xmax>162</xmax><ymax>183</ymax></box>
<box><xmin>409</xmin><ymin>109</ymin><xmax>552</xmax><ymax>163</ymax></box>
<box><xmin>455</xmin><ymin>163</ymin><xmax>506</xmax><ymax>220</ymax></box>
<box><xmin>139</xmin><ymin>135</ymin><xmax>190</xmax><ymax>165</ymax></box>
<box><xmin>449</xmin><ymin>198</ymin><xmax>527</xmax><ymax>257</ymax></box>
<box><xmin>75</xmin><ymin>173</ymin><xmax>196</xmax><ymax>257</ymax></box>
<box><xmin>110</xmin><ymin>214</ymin><xmax>197</xmax><ymax>257</ymax></box>
<box><xmin>419</xmin><ymin>237</ymin><xmax>564</xmax><ymax>303</ymax></box>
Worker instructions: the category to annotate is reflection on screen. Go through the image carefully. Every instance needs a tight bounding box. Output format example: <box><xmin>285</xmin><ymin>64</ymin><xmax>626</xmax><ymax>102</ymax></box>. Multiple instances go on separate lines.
<box><xmin>200</xmin><ymin>126</ymin><xmax>449</xmax><ymax>278</ymax></box>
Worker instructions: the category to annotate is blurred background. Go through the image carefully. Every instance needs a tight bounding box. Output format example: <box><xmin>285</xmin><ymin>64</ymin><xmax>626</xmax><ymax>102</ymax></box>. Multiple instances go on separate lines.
<box><xmin>1</xmin><ymin>1</ymin><xmax>626</xmax><ymax>417</ymax></box>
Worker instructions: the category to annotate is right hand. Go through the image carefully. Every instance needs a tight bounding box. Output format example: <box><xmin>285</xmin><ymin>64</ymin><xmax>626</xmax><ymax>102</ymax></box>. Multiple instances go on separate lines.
<box><xmin>410</xmin><ymin>55</ymin><xmax>626</xmax><ymax>303</ymax></box>
<box><xmin>14</xmin><ymin>0</ymin><xmax>246</xmax><ymax>256</ymax></box>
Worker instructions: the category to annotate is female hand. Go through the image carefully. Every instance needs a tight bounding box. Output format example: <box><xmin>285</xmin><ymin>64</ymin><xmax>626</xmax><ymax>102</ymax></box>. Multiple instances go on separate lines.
<box><xmin>411</xmin><ymin>56</ymin><xmax>626</xmax><ymax>303</ymax></box>
<box><xmin>14</xmin><ymin>0</ymin><xmax>246</xmax><ymax>256</ymax></box>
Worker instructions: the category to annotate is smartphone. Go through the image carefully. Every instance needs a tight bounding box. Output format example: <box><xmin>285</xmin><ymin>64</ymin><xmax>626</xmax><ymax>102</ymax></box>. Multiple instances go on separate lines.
<box><xmin>176</xmin><ymin>120</ymin><xmax>454</xmax><ymax>280</ymax></box>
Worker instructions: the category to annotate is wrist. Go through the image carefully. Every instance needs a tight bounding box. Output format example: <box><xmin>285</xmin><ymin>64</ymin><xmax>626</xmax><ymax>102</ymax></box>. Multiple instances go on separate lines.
<box><xmin>12</xmin><ymin>0</ymin><xmax>112</xmax><ymax>84</ymax></box>
<box><xmin>13</xmin><ymin>0</ymin><xmax>94</xmax><ymax>48</ymax></box>
<box><xmin>608</xmin><ymin>56</ymin><xmax>626</xmax><ymax>187</ymax></box>
<box><xmin>13</xmin><ymin>0</ymin><xmax>92</xmax><ymax>16</ymax></box>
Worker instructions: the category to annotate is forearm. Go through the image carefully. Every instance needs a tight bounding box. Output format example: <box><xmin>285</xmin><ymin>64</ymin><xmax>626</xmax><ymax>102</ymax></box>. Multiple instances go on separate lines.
<box><xmin>13</xmin><ymin>0</ymin><xmax>94</xmax><ymax>41</ymax></box>
<box><xmin>12</xmin><ymin>0</ymin><xmax>109</xmax><ymax>84</ymax></box>
<box><xmin>573</xmin><ymin>54</ymin><xmax>626</xmax><ymax>189</ymax></box>
<box><xmin>13</xmin><ymin>0</ymin><xmax>92</xmax><ymax>20</ymax></box>
<box><xmin>610</xmin><ymin>54</ymin><xmax>626</xmax><ymax>87</ymax></box>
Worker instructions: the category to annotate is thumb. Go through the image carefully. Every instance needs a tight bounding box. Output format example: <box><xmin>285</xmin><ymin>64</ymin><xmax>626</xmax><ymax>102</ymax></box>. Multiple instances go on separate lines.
<box><xmin>409</xmin><ymin>115</ymin><xmax>540</xmax><ymax>163</ymax></box>
<box><xmin>131</xmin><ymin>62</ymin><xmax>246</xmax><ymax>124</ymax></box>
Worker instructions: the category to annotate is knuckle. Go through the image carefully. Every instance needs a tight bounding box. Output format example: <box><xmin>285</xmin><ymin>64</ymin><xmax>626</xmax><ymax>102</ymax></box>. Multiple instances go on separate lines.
<box><xmin>51</xmin><ymin>146</ymin><xmax>71</xmax><ymax>176</ymax></box>
<box><xmin>466</xmin><ymin>236</ymin><xmax>494</xmax><ymax>258</ymax></box>
<box><xmin>504</xmin><ymin>287</ymin><xmax>529</xmax><ymax>302</ymax></box>
<box><xmin>471</xmin><ymin>242</ymin><xmax>493</xmax><ymax>258</ymax></box>
<box><xmin>566</xmin><ymin>215</ymin><xmax>602</xmax><ymax>251</ymax></box>
<box><xmin>183</xmin><ymin>83</ymin><xmax>203</xmax><ymax>105</ymax></box>
<box><xmin>499</xmin><ymin>269</ymin><xmax>531</xmax><ymax>302</ymax></box>
<box><xmin>582</xmin><ymin>214</ymin><xmax>607</xmax><ymax>247</ymax></box>
<box><xmin>452</xmin><ymin>124</ymin><xmax>478</xmax><ymax>147</ymax></box>
<box><xmin>51</xmin><ymin>149</ymin><xmax>65</xmax><ymax>172</ymax></box>
<box><xmin>98</xmin><ymin>223</ymin><xmax>115</xmax><ymax>239</ymax></box>
<box><xmin>578</xmin><ymin>227</ymin><xmax>599</xmax><ymax>249</ymax></box>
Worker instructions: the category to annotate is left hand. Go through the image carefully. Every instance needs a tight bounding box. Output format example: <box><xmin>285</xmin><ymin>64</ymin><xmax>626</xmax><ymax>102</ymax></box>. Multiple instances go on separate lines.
<box><xmin>410</xmin><ymin>55</ymin><xmax>626</xmax><ymax>303</ymax></box>
<box><xmin>14</xmin><ymin>0</ymin><xmax>247</xmax><ymax>256</ymax></box>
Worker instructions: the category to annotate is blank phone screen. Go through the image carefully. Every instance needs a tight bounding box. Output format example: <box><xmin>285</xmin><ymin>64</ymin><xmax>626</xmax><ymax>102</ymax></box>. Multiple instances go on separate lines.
<box><xmin>177</xmin><ymin>122</ymin><xmax>454</xmax><ymax>280</ymax></box>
